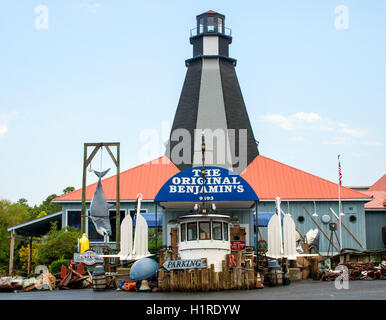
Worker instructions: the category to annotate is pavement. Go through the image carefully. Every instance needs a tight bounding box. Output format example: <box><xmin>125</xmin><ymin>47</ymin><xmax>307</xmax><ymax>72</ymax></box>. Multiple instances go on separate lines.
<box><xmin>0</xmin><ymin>279</ymin><xmax>385</xmax><ymax>300</ymax></box>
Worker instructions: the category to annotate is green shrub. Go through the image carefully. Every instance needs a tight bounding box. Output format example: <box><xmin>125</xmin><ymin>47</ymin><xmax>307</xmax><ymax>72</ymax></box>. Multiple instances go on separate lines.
<box><xmin>49</xmin><ymin>259</ymin><xmax>69</xmax><ymax>275</ymax></box>
<box><xmin>35</xmin><ymin>223</ymin><xmax>81</xmax><ymax>266</ymax></box>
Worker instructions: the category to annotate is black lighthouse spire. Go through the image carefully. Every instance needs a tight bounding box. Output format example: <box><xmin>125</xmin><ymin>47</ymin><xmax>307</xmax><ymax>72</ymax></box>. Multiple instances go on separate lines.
<box><xmin>166</xmin><ymin>11</ymin><xmax>259</xmax><ymax>174</ymax></box>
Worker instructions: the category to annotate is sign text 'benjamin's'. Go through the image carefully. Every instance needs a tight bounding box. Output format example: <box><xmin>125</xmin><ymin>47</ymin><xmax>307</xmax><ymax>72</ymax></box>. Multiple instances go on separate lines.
<box><xmin>169</xmin><ymin>168</ymin><xmax>244</xmax><ymax>195</ymax></box>
<box><xmin>154</xmin><ymin>166</ymin><xmax>259</xmax><ymax>202</ymax></box>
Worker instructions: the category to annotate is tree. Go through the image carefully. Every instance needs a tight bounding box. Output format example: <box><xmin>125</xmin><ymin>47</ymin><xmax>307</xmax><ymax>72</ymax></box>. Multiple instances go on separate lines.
<box><xmin>27</xmin><ymin>194</ymin><xmax>62</xmax><ymax>220</ymax></box>
<box><xmin>0</xmin><ymin>200</ymin><xmax>29</xmax><ymax>274</ymax></box>
<box><xmin>62</xmin><ymin>186</ymin><xmax>75</xmax><ymax>194</ymax></box>
<box><xmin>18</xmin><ymin>242</ymin><xmax>40</xmax><ymax>272</ymax></box>
<box><xmin>26</xmin><ymin>186</ymin><xmax>75</xmax><ymax>220</ymax></box>
<box><xmin>35</xmin><ymin>223</ymin><xmax>81</xmax><ymax>266</ymax></box>
<box><xmin>36</xmin><ymin>211</ymin><xmax>47</xmax><ymax>219</ymax></box>
<box><xmin>17</xmin><ymin>198</ymin><xmax>29</xmax><ymax>207</ymax></box>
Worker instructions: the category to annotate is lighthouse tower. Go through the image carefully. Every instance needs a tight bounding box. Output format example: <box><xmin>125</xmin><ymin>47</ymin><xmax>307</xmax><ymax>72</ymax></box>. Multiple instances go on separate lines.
<box><xmin>166</xmin><ymin>11</ymin><xmax>259</xmax><ymax>174</ymax></box>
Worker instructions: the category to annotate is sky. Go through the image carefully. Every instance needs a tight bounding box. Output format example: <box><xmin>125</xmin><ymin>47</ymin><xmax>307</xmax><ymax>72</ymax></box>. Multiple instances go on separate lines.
<box><xmin>0</xmin><ymin>0</ymin><xmax>385</xmax><ymax>205</ymax></box>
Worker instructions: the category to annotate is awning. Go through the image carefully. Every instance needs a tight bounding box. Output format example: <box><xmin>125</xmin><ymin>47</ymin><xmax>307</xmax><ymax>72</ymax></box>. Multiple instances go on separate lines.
<box><xmin>254</xmin><ymin>212</ymin><xmax>283</xmax><ymax>227</ymax></box>
<box><xmin>140</xmin><ymin>212</ymin><xmax>163</xmax><ymax>227</ymax></box>
<box><xmin>7</xmin><ymin>211</ymin><xmax>63</xmax><ymax>237</ymax></box>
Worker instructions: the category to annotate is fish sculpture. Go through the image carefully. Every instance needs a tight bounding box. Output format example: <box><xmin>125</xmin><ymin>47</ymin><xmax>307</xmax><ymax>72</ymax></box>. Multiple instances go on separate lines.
<box><xmin>89</xmin><ymin>169</ymin><xmax>114</xmax><ymax>237</ymax></box>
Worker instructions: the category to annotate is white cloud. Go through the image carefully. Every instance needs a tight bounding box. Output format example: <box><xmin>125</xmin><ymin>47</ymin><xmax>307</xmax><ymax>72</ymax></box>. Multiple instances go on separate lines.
<box><xmin>0</xmin><ymin>111</ymin><xmax>18</xmax><ymax>139</ymax></box>
<box><xmin>290</xmin><ymin>135</ymin><xmax>306</xmax><ymax>142</ymax></box>
<box><xmin>338</xmin><ymin>123</ymin><xmax>366</xmax><ymax>138</ymax></box>
<box><xmin>364</xmin><ymin>140</ymin><xmax>383</xmax><ymax>147</ymax></box>
<box><xmin>261</xmin><ymin>111</ymin><xmax>369</xmax><ymax>143</ymax></box>
<box><xmin>0</xmin><ymin>124</ymin><xmax>7</xmax><ymax>139</ymax></box>
<box><xmin>292</xmin><ymin>112</ymin><xmax>322</xmax><ymax>122</ymax></box>
<box><xmin>323</xmin><ymin>136</ymin><xmax>349</xmax><ymax>145</ymax></box>
<box><xmin>76</xmin><ymin>3</ymin><xmax>101</xmax><ymax>13</ymax></box>
<box><xmin>262</xmin><ymin>112</ymin><xmax>323</xmax><ymax>132</ymax></box>
<box><xmin>262</xmin><ymin>114</ymin><xmax>293</xmax><ymax>130</ymax></box>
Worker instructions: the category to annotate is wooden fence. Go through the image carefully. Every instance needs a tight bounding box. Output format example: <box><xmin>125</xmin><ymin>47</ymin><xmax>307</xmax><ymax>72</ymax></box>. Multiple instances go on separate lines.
<box><xmin>158</xmin><ymin>248</ymin><xmax>263</xmax><ymax>291</ymax></box>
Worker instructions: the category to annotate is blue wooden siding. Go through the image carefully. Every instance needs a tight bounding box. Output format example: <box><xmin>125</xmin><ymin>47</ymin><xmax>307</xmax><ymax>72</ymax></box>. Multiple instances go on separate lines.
<box><xmin>365</xmin><ymin>211</ymin><xmax>386</xmax><ymax>249</ymax></box>
<box><xmin>60</xmin><ymin>199</ymin><xmax>367</xmax><ymax>254</ymax></box>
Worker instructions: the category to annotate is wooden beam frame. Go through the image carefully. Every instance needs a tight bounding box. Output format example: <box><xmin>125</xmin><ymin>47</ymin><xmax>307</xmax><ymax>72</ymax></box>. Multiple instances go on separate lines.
<box><xmin>81</xmin><ymin>142</ymin><xmax>121</xmax><ymax>250</ymax></box>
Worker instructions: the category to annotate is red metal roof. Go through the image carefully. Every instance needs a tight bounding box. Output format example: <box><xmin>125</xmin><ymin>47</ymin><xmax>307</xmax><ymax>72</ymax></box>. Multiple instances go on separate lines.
<box><xmin>54</xmin><ymin>155</ymin><xmax>370</xmax><ymax>202</ymax></box>
<box><xmin>363</xmin><ymin>174</ymin><xmax>386</xmax><ymax>210</ymax></box>
<box><xmin>363</xmin><ymin>191</ymin><xmax>386</xmax><ymax>210</ymax></box>
<box><xmin>54</xmin><ymin>156</ymin><xmax>179</xmax><ymax>202</ymax></box>
<box><xmin>206</xmin><ymin>10</ymin><xmax>217</xmax><ymax>14</ymax></box>
<box><xmin>368</xmin><ymin>174</ymin><xmax>386</xmax><ymax>191</ymax></box>
<box><xmin>240</xmin><ymin>156</ymin><xmax>370</xmax><ymax>200</ymax></box>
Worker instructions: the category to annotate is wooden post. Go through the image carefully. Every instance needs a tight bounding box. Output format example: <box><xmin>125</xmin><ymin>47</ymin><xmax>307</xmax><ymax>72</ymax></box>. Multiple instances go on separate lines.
<box><xmin>220</xmin><ymin>261</ymin><xmax>225</xmax><ymax>290</ymax></box>
<box><xmin>9</xmin><ymin>231</ymin><xmax>15</xmax><ymax>276</ymax></box>
<box><xmin>310</xmin><ymin>257</ymin><xmax>319</xmax><ymax>280</ymax></box>
<box><xmin>27</xmin><ymin>237</ymin><xmax>32</xmax><ymax>276</ymax></box>
<box><xmin>158</xmin><ymin>269</ymin><xmax>164</xmax><ymax>291</ymax></box>
<box><xmin>81</xmin><ymin>144</ymin><xmax>88</xmax><ymax>234</ymax></box>
<box><xmin>115</xmin><ymin>144</ymin><xmax>120</xmax><ymax>251</ymax></box>
<box><xmin>236</xmin><ymin>251</ymin><xmax>242</xmax><ymax>289</ymax></box>
<box><xmin>81</xmin><ymin>143</ymin><xmax>120</xmax><ymax>242</ymax></box>
<box><xmin>155</xmin><ymin>203</ymin><xmax>158</xmax><ymax>249</ymax></box>
<box><xmin>210</xmin><ymin>264</ymin><xmax>215</xmax><ymax>291</ymax></box>
<box><xmin>224</xmin><ymin>254</ymin><xmax>230</xmax><ymax>289</ymax></box>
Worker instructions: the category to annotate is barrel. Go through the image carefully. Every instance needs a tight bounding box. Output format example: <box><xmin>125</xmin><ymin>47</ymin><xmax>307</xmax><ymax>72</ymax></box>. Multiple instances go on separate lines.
<box><xmin>268</xmin><ymin>270</ymin><xmax>283</xmax><ymax>286</ymax></box>
<box><xmin>92</xmin><ymin>274</ymin><xmax>107</xmax><ymax>291</ymax></box>
<box><xmin>92</xmin><ymin>265</ymin><xmax>106</xmax><ymax>291</ymax></box>
<box><xmin>267</xmin><ymin>259</ymin><xmax>281</xmax><ymax>270</ymax></box>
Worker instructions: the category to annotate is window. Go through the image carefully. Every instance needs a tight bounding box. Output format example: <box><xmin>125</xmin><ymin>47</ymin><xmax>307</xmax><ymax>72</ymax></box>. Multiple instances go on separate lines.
<box><xmin>109</xmin><ymin>210</ymin><xmax>126</xmax><ymax>242</ymax></box>
<box><xmin>223</xmin><ymin>222</ymin><xmax>229</xmax><ymax>241</ymax></box>
<box><xmin>199</xmin><ymin>222</ymin><xmax>211</xmax><ymax>240</ymax></box>
<box><xmin>199</xmin><ymin>17</ymin><xmax>204</xmax><ymax>33</ymax></box>
<box><xmin>180</xmin><ymin>223</ymin><xmax>186</xmax><ymax>242</ymax></box>
<box><xmin>207</xmin><ymin>17</ymin><xmax>215</xmax><ymax>32</ymax></box>
<box><xmin>212</xmin><ymin>222</ymin><xmax>222</xmax><ymax>240</ymax></box>
<box><xmin>67</xmin><ymin>211</ymin><xmax>81</xmax><ymax>230</ymax></box>
<box><xmin>218</xmin><ymin>18</ymin><xmax>223</xmax><ymax>33</ymax></box>
<box><xmin>187</xmin><ymin>222</ymin><xmax>197</xmax><ymax>241</ymax></box>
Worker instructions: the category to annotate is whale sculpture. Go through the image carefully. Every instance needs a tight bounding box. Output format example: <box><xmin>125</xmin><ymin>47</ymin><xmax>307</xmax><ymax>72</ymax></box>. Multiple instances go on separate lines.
<box><xmin>89</xmin><ymin>169</ymin><xmax>113</xmax><ymax>237</ymax></box>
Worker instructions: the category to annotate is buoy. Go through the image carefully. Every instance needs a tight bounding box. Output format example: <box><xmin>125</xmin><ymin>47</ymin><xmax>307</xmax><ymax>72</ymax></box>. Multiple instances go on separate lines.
<box><xmin>130</xmin><ymin>258</ymin><xmax>158</xmax><ymax>281</ymax></box>
<box><xmin>79</xmin><ymin>233</ymin><xmax>89</xmax><ymax>254</ymax></box>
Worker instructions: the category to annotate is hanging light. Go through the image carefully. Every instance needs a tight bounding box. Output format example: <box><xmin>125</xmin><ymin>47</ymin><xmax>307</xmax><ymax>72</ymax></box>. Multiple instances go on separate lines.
<box><xmin>312</xmin><ymin>201</ymin><xmax>319</xmax><ymax>217</ymax></box>
<box><xmin>211</xmin><ymin>203</ymin><xmax>216</xmax><ymax>211</ymax></box>
<box><xmin>194</xmin><ymin>203</ymin><xmax>199</xmax><ymax>211</ymax></box>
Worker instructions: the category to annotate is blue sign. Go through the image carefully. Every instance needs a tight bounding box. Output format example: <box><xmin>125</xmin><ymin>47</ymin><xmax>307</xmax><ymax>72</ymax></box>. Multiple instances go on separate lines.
<box><xmin>154</xmin><ymin>166</ymin><xmax>258</xmax><ymax>202</ymax></box>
